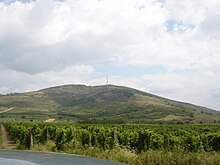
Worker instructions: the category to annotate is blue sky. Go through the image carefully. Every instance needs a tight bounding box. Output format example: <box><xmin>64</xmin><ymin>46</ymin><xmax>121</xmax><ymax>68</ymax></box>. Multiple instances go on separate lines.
<box><xmin>0</xmin><ymin>0</ymin><xmax>220</xmax><ymax>110</ymax></box>
<box><xmin>95</xmin><ymin>61</ymin><xmax>166</xmax><ymax>77</ymax></box>
<box><xmin>165</xmin><ymin>20</ymin><xmax>194</xmax><ymax>34</ymax></box>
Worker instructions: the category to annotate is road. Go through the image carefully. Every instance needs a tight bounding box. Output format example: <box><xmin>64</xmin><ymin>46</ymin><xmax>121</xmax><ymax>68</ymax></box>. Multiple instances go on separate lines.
<box><xmin>0</xmin><ymin>107</ymin><xmax>14</xmax><ymax>114</ymax></box>
<box><xmin>0</xmin><ymin>150</ymin><xmax>127</xmax><ymax>165</ymax></box>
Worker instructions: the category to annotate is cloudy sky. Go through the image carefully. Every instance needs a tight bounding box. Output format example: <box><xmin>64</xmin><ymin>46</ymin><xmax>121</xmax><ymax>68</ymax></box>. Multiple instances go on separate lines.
<box><xmin>0</xmin><ymin>0</ymin><xmax>220</xmax><ymax>110</ymax></box>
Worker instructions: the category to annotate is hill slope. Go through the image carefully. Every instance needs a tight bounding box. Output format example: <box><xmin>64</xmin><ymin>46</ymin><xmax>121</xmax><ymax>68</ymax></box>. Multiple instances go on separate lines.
<box><xmin>0</xmin><ymin>84</ymin><xmax>219</xmax><ymax>124</ymax></box>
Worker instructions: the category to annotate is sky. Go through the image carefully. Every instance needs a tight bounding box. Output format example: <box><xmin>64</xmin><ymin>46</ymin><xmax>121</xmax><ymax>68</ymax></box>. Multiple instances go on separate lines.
<box><xmin>0</xmin><ymin>0</ymin><xmax>220</xmax><ymax>110</ymax></box>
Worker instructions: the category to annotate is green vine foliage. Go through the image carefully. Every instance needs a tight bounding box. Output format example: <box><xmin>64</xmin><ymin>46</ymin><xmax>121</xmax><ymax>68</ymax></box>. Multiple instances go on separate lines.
<box><xmin>4</xmin><ymin>123</ymin><xmax>220</xmax><ymax>153</ymax></box>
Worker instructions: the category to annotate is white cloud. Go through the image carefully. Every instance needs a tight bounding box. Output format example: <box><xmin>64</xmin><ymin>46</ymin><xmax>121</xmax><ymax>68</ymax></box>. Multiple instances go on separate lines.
<box><xmin>37</xmin><ymin>65</ymin><xmax>95</xmax><ymax>84</ymax></box>
<box><xmin>0</xmin><ymin>0</ymin><xmax>220</xmax><ymax>110</ymax></box>
<box><xmin>0</xmin><ymin>64</ymin><xmax>95</xmax><ymax>93</ymax></box>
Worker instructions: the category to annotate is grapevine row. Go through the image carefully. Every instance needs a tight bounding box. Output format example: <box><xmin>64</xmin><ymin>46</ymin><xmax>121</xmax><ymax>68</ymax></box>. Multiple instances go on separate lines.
<box><xmin>4</xmin><ymin>123</ymin><xmax>220</xmax><ymax>152</ymax></box>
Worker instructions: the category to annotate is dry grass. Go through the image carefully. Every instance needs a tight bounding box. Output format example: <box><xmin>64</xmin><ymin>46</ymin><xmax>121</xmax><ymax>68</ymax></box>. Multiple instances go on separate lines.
<box><xmin>130</xmin><ymin>151</ymin><xmax>220</xmax><ymax>165</ymax></box>
<box><xmin>31</xmin><ymin>141</ymin><xmax>56</xmax><ymax>152</ymax></box>
<box><xmin>19</xmin><ymin>140</ymin><xmax>220</xmax><ymax>165</ymax></box>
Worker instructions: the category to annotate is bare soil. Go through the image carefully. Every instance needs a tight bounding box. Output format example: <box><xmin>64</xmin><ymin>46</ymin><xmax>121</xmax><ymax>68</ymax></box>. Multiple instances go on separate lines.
<box><xmin>0</xmin><ymin>124</ymin><xmax>16</xmax><ymax>149</ymax></box>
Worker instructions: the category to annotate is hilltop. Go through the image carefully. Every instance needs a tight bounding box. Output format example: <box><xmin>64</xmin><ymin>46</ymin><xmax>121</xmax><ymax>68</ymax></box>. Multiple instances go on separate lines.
<box><xmin>0</xmin><ymin>84</ymin><xmax>219</xmax><ymax>124</ymax></box>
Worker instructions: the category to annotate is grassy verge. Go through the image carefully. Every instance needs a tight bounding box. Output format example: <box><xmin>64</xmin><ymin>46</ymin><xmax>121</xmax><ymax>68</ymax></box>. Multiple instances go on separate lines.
<box><xmin>0</xmin><ymin>129</ymin><xmax>2</xmax><ymax>146</ymax></box>
<box><xmin>30</xmin><ymin>141</ymin><xmax>220</xmax><ymax>165</ymax></box>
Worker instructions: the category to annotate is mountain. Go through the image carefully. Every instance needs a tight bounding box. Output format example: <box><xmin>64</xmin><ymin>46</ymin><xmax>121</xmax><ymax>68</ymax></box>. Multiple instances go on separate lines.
<box><xmin>0</xmin><ymin>84</ymin><xmax>219</xmax><ymax>124</ymax></box>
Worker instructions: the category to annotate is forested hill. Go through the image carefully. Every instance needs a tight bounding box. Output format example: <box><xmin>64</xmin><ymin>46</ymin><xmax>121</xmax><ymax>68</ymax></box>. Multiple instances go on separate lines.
<box><xmin>0</xmin><ymin>84</ymin><xmax>219</xmax><ymax>124</ymax></box>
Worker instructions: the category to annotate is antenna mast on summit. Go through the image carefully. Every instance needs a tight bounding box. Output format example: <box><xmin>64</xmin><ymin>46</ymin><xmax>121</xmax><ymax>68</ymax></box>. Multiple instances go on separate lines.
<box><xmin>106</xmin><ymin>76</ymin><xmax>109</xmax><ymax>85</ymax></box>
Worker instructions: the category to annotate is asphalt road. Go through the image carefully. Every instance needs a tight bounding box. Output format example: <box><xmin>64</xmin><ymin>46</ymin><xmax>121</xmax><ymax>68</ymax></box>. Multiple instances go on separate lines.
<box><xmin>0</xmin><ymin>150</ymin><xmax>127</xmax><ymax>165</ymax></box>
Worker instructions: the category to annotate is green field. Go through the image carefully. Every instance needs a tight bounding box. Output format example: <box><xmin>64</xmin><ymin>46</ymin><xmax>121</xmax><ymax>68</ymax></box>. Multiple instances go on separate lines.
<box><xmin>2</xmin><ymin>123</ymin><xmax>220</xmax><ymax>165</ymax></box>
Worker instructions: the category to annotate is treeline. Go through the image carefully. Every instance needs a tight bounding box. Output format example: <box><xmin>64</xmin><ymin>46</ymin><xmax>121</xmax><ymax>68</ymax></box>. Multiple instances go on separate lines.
<box><xmin>3</xmin><ymin>123</ymin><xmax>220</xmax><ymax>153</ymax></box>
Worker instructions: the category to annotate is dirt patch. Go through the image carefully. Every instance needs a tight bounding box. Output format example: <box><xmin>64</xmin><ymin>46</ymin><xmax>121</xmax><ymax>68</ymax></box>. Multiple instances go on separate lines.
<box><xmin>44</xmin><ymin>119</ymin><xmax>55</xmax><ymax>123</ymax></box>
<box><xmin>0</xmin><ymin>124</ymin><xmax>16</xmax><ymax>149</ymax></box>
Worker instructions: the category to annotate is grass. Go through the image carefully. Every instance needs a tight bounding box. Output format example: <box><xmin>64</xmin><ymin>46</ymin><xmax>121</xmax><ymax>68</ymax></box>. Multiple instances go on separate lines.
<box><xmin>1</xmin><ymin>84</ymin><xmax>220</xmax><ymax>124</ymax></box>
<box><xmin>66</xmin><ymin>149</ymin><xmax>220</xmax><ymax>165</ymax></box>
<box><xmin>0</xmin><ymin>127</ymin><xmax>1</xmax><ymax>146</ymax></box>
<box><xmin>29</xmin><ymin>141</ymin><xmax>220</xmax><ymax>165</ymax></box>
<box><xmin>131</xmin><ymin>151</ymin><xmax>220</xmax><ymax>165</ymax></box>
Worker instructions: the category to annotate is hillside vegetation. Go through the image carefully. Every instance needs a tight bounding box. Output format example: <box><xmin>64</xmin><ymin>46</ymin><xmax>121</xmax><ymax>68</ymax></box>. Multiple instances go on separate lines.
<box><xmin>0</xmin><ymin>84</ymin><xmax>219</xmax><ymax>124</ymax></box>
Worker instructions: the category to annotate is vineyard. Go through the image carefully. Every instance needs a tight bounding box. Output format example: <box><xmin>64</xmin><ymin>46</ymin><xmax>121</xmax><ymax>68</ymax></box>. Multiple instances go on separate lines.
<box><xmin>2</xmin><ymin>123</ymin><xmax>220</xmax><ymax>164</ymax></box>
